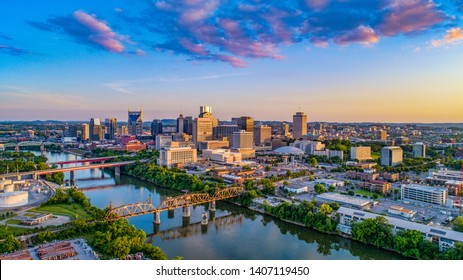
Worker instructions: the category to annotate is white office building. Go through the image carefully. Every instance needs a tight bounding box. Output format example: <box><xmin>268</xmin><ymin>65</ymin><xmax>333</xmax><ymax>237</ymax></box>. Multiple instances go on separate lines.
<box><xmin>401</xmin><ymin>184</ymin><xmax>447</xmax><ymax>205</ymax></box>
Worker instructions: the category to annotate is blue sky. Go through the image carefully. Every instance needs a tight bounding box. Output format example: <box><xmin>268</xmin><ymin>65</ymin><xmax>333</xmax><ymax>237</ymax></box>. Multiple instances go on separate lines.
<box><xmin>1</xmin><ymin>0</ymin><xmax>463</xmax><ymax>122</ymax></box>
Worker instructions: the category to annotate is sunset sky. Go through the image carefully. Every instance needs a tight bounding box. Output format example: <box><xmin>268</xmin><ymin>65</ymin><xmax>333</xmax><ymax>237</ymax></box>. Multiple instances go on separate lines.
<box><xmin>1</xmin><ymin>0</ymin><xmax>463</xmax><ymax>122</ymax></box>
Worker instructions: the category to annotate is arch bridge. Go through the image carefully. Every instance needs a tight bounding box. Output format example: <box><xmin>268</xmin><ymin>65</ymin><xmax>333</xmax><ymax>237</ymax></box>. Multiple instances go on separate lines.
<box><xmin>105</xmin><ymin>187</ymin><xmax>244</xmax><ymax>224</ymax></box>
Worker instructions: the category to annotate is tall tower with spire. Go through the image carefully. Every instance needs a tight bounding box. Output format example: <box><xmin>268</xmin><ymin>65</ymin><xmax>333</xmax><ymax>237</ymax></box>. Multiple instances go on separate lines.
<box><xmin>128</xmin><ymin>106</ymin><xmax>143</xmax><ymax>136</ymax></box>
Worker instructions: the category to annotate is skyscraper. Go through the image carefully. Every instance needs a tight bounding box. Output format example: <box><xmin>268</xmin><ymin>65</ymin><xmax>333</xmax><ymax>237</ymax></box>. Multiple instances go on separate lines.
<box><xmin>184</xmin><ymin>116</ymin><xmax>193</xmax><ymax>135</ymax></box>
<box><xmin>151</xmin><ymin>119</ymin><xmax>163</xmax><ymax>136</ymax></box>
<box><xmin>376</xmin><ymin>130</ymin><xmax>387</xmax><ymax>141</ymax></box>
<box><xmin>232</xmin><ymin>130</ymin><xmax>255</xmax><ymax>159</ymax></box>
<box><xmin>81</xmin><ymin>123</ymin><xmax>89</xmax><ymax>141</ymax></box>
<box><xmin>413</xmin><ymin>142</ymin><xmax>426</xmax><ymax>158</ymax></box>
<box><xmin>254</xmin><ymin>125</ymin><xmax>272</xmax><ymax>146</ymax></box>
<box><xmin>292</xmin><ymin>112</ymin><xmax>307</xmax><ymax>139</ymax></box>
<box><xmin>128</xmin><ymin>108</ymin><xmax>143</xmax><ymax>136</ymax></box>
<box><xmin>89</xmin><ymin>118</ymin><xmax>103</xmax><ymax>141</ymax></box>
<box><xmin>177</xmin><ymin>114</ymin><xmax>185</xmax><ymax>133</ymax></box>
<box><xmin>192</xmin><ymin>117</ymin><xmax>213</xmax><ymax>147</ymax></box>
<box><xmin>199</xmin><ymin>105</ymin><xmax>218</xmax><ymax>127</ymax></box>
<box><xmin>237</xmin><ymin>116</ymin><xmax>254</xmax><ymax>133</ymax></box>
<box><xmin>380</xmin><ymin>146</ymin><xmax>403</xmax><ymax>166</ymax></box>
<box><xmin>105</xmin><ymin>118</ymin><xmax>117</xmax><ymax>140</ymax></box>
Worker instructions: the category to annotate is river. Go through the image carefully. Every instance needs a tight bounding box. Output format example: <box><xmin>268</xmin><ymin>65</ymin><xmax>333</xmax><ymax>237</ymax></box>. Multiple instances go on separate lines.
<box><xmin>36</xmin><ymin>150</ymin><xmax>404</xmax><ymax>260</ymax></box>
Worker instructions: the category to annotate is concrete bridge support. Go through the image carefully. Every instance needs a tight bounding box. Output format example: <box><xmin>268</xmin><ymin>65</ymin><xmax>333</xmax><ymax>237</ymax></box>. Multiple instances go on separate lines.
<box><xmin>153</xmin><ymin>211</ymin><xmax>161</xmax><ymax>224</ymax></box>
<box><xmin>182</xmin><ymin>205</ymin><xmax>191</xmax><ymax>217</ymax></box>
<box><xmin>70</xmin><ymin>171</ymin><xmax>75</xmax><ymax>186</ymax></box>
<box><xmin>115</xmin><ymin>166</ymin><xmax>121</xmax><ymax>177</ymax></box>
<box><xmin>101</xmin><ymin>168</ymin><xmax>105</xmax><ymax>178</ymax></box>
<box><xmin>209</xmin><ymin>201</ymin><xmax>216</xmax><ymax>212</ymax></box>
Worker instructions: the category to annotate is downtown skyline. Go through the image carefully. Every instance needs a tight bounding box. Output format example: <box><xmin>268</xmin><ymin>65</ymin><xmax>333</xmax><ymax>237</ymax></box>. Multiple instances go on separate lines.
<box><xmin>1</xmin><ymin>0</ymin><xmax>463</xmax><ymax>122</ymax></box>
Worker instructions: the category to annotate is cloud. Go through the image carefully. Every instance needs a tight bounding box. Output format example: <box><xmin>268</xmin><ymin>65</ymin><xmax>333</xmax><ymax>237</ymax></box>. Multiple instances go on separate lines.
<box><xmin>431</xmin><ymin>27</ymin><xmax>463</xmax><ymax>47</ymax></box>
<box><xmin>28</xmin><ymin>0</ymin><xmax>461</xmax><ymax>66</ymax></box>
<box><xmin>0</xmin><ymin>44</ymin><xmax>30</xmax><ymax>56</ymax></box>
<box><xmin>334</xmin><ymin>25</ymin><xmax>379</xmax><ymax>45</ymax></box>
<box><xmin>29</xmin><ymin>10</ymin><xmax>134</xmax><ymax>53</ymax></box>
<box><xmin>379</xmin><ymin>0</ymin><xmax>447</xmax><ymax>36</ymax></box>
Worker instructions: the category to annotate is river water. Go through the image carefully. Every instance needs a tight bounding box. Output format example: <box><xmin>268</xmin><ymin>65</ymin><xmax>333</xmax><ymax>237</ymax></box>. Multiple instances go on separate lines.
<box><xmin>36</xmin><ymin>151</ymin><xmax>403</xmax><ymax>260</ymax></box>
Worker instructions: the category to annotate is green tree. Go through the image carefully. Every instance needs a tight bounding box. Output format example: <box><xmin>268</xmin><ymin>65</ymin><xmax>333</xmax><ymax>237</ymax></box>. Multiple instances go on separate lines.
<box><xmin>310</xmin><ymin>157</ymin><xmax>318</xmax><ymax>168</ymax></box>
<box><xmin>265</xmin><ymin>165</ymin><xmax>271</xmax><ymax>172</ymax></box>
<box><xmin>0</xmin><ymin>234</ymin><xmax>21</xmax><ymax>253</ymax></box>
<box><xmin>314</xmin><ymin>183</ymin><xmax>326</xmax><ymax>194</ymax></box>
<box><xmin>452</xmin><ymin>216</ymin><xmax>463</xmax><ymax>232</ymax></box>
<box><xmin>351</xmin><ymin>216</ymin><xmax>394</xmax><ymax>248</ymax></box>
<box><xmin>394</xmin><ymin>230</ymin><xmax>422</xmax><ymax>258</ymax></box>
<box><xmin>444</xmin><ymin>242</ymin><xmax>463</xmax><ymax>260</ymax></box>
<box><xmin>319</xmin><ymin>203</ymin><xmax>333</xmax><ymax>216</ymax></box>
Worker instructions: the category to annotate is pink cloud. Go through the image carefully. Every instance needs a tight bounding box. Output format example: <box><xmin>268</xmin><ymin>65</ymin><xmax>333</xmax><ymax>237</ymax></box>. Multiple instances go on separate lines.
<box><xmin>334</xmin><ymin>25</ymin><xmax>379</xmax><ymax>46</ymax></box>
<box><xmin>305</xmin><ymin>0</ymin><xmax>330</xmax><ymax>10</ymax></box>
<box><xmin>379</xmin><ymin>1</ymin><xmax>446</xmax><ymax>36</ymax></box>
<box><xmin>73</xmin><ymin>10</ymin><xmax>127</xmax><ymax>53</ymax></box>
<box><xmin>431</xmin><ymin>27</ymin><xmax>463</xmax><ymax>47</ymax></box>
<box><xmin>216</xmin><ymin>55</ymin><xmax>247</xmax><ymax>68</ymax></box>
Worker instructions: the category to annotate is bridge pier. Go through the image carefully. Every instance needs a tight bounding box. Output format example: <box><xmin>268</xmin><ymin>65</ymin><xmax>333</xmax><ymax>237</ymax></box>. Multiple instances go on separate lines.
<box><xmin>201</xmin><ymin>212</ymin><xmax>208</xmax><ymax>225</ymax></box>
<box><xmin>70</xmin><ymin>171</ymin><xmax>75</xmax><ymax>186</ymax></box>
<box><xmin>182</xmin><ymin>216</ymin><xmax>190</xmax><ymax>228</ymax></box>
<box><xmin>153</xmin><ymin>212</ymin><xmax>161</xmax><ymax>224</ymax></box>
<box><xmin>168</xmin><ymin>209</ymin><xmax>175</xmax><ymax>219</ymax></box>
<box><xmin>182</xmin><ymin>205</ymin><xmax>191</xmax><ymax>217</ymax></box>
<box><xmin>209</xmin><ymin>201</ymin><xmax>216</xmax><ymax>212</ymax></box>
<box><xmin>16</xmin><ymin>175</ymin><xmax>21</xmax><ymax>181</ymax></box>
<box><xmin>115</xmin><ymin>166</ymin><xmax>121</xmax><ymax>177</ymax></box>
<box><xmin>101</xmin><ymin>168</ymin><xmax>105</xmax><ymax>178</ymax></box>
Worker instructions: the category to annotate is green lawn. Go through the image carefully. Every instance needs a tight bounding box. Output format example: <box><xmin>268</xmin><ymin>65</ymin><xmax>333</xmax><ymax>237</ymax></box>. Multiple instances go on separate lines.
<box><xmin>29</xmin><ymin>203</ymin><xmax>91</xmax><ymax>220</ymax></box>
<box><xmin>5</xmin><ymin>219</ymin><xmax>23</xmax><ymax>226</ymax></box>
<box><xmin>355</xmin><ymin>189</ymin><xmax>383</xmax><ymax>198</ymax></box>
<box><xmin>371</xmin><ymin>152</ymin><xmax>380</xmax><ymax>159</ymax></box>
<box><xmin>0</xmin><ymin>225</ymin><xmax>32</xmax><ymax>238</ymax></box>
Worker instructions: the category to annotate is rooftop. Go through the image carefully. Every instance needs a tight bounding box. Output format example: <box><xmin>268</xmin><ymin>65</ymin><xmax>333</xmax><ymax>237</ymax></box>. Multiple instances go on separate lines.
<box><xmin>316</xmin><ymin>193</ymin><xmax>371</xmax><ymax>207</ymax></box>
<box><xmin>273</xmin><ymin>146</ymin><xmax>305</xmax><ymax>155</ymax></box>
<box><xmin>402</xmin><ymin>184</ymin><xmax>448</xmax><ymax>193</ymax></box>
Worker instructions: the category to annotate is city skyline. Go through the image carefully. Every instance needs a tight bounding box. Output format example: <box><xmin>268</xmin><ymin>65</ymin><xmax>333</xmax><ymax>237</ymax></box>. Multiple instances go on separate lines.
<box><xmin>1</xmin><ymin>1</ymin><xmax>463</xmax><ymax>122</ymax></box>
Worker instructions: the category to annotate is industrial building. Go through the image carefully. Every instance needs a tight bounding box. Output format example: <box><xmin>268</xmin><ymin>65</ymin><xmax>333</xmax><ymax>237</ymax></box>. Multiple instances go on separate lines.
<box><xmin>316</xmin><ymin>193</ymin><xmax>375</xmax><ymax>210</ymax></box>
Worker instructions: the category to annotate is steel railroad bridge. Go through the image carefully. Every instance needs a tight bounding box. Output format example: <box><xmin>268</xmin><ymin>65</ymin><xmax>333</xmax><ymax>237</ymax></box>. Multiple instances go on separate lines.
<box><xmin>105</xmin><ymin>187</ymin><xmax>244</xmax><ymax>224</ymax></box>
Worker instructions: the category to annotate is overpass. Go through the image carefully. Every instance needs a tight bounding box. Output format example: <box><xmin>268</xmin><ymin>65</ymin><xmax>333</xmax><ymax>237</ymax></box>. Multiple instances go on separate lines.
<box><xmin>48</xmin><ymin>156</ymin><xmax>118</xmax><ymax>167</ymax></box>
<box><xmin>105</xmin><ymin>187</ymin><xmax>244</xmax><ymax>224</ymax></box>
<box><xmin>0</xmin><ymin>160</ymin><xmax>144</xmax><ymax>183</ymax></box>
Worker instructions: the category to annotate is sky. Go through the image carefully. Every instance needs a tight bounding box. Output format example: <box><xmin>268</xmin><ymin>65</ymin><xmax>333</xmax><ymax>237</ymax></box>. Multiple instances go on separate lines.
<box><xmin>1</xmin><ymin>0</ymin><xmax>463</xmax><ymax>123</ymax></box>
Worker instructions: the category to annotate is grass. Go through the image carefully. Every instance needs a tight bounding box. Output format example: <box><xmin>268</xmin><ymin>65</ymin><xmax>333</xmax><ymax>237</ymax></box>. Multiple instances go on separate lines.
<box><xmin>0</xmin><ymin>225</ymin><xmax>33</xmax><ymax>238</ymax></box>
<box><xmin>29</xmin><ymin>203</ymin><xmax>91</xmax><ymax>220</ymax></box>
<box><xmin>371</xmin><ymin>152</ymin><xmax>380</xmax><ymax>159</ymax></box>
<box><xmin>5</xmin><ymin>219</ymin><xmax>23</xmax><ymax>226</ymax></box>
<box><xmin>355</xmin><ymin>189</ymin><xmax>383</xmax><ymax>198</ymax></box>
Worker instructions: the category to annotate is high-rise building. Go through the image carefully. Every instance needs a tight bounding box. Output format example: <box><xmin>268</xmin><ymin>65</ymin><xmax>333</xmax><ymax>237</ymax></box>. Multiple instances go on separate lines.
<box><xmin>292</xmin><ymin>112</ymin><xmax>307</xmax><ymax>139</ymax></box>
<box><xmin>413</xmin><ymin>142</ymin><xmax>426</xmax><ymax>158</ymax></box>
<box><xmin>376</xmin><ymin>130</ymin><xmax>387</xmax><ymax>141</ymax></box>
<box><xmin>151</xmin><ymin>120</ymin><xmax>163</xmax><ymax>136</ymax></box>
<box><xmin>66</xmin><ymin>125</ymin><xmax>78</xmax><ymax>137</ymax></box>
<box><xmin>81</xmin><ymin>123</ymin><xmax>89</xmax><ymax>141</ymax></box>
<box><xmin>282</xmin><ymin>123</ymin><xmax>289</xmax><ymax>136</ymax></box>
<box><xmin>350</xmin><ymin>147</ymin><xmax>372</xmax><ymax>161</ymax></box>
<box><xmin>118</xmin><ymin>125</ymin><xmax>128</xmax><ymax>135</ymax></box>
<box><xmin>237</xmin><ymin>116</ymin><xmax>254</xmax><ymax>133</ymax></box>
<box><xmin>199</xmin><ymin>105</ymin><xmax>218</xmax><ymax>127</ymax></box>
<box><xmin>380</xmin><ymin>146</ymin><xmax>403</xmax><ymax>166</ymax></box>
<box><xmin>254</xmin><ymin>125</ymin><xmax>272</xmax><ymax>146</ymax></box>
<box><xmin>232</xmin><ymin>130</ymin><xmax>255</xmax><ymax>159</ymax></box>
<box><xmin>128</xmin><ymin>108</ymin><xmax>143</xmax><ymax>136</ymax></box>
<box><xmin>184</xmin><ymin>116</ymin><xmax>193</xmax><ymax>135</ymax></box>
<box><xmin>192</xmin><ymin>117</ymin><xmax>213</xmax><ymax>147</ymax></box>
<box><xmin>105</xmin><ymin>118</ymin><xmax>117</xmax><ymax>140</ymax></box>
<box><xmin>177</xmin><ymin>114</ymin><xmax>185</xmax><ymax>133</ymax></box>
<box><xmin>214</xmin><ymin>124</ymin><xmax>239</xmax><ymax>139</ymax></box>
<box><xmin>89</xmin><ymin>118</ymin><xmax>103</xmax><ymax>141</ymax></box>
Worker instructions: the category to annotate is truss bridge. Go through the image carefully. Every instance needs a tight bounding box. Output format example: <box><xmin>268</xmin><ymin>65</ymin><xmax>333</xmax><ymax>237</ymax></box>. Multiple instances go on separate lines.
<box><xmin>105</xmin><ymin>187</ymin><xmax>244</xmax><ymax>224</ymax></box>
